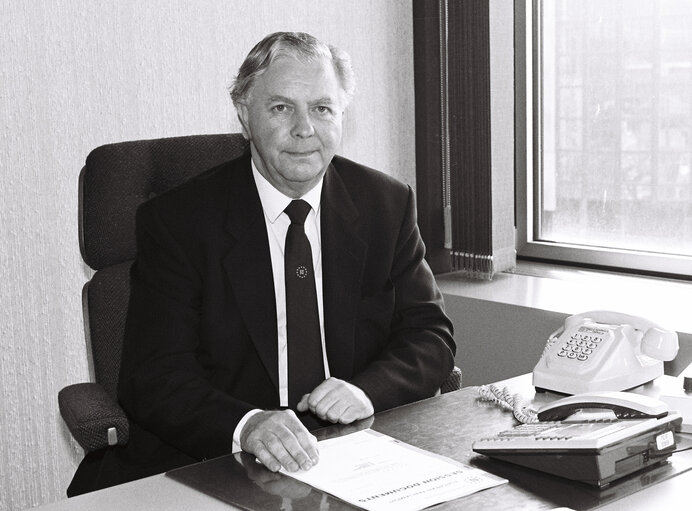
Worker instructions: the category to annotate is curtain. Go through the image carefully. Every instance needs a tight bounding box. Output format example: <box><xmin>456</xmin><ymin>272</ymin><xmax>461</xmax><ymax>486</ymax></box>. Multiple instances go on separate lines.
<box><xmin>443</xmin><ymin>0</ymin><xmax>516</xmax><ymax>279</ymax></box>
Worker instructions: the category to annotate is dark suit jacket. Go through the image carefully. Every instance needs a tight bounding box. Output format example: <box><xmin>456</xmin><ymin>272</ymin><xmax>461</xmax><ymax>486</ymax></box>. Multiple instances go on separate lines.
<box><xmin>70</xmin><ymin>151</ymin><xmax>455</xmax><ymax>494</ymax></box>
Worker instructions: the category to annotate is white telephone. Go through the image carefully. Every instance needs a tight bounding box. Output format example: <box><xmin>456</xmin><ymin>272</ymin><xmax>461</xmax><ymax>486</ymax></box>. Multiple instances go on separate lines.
<box><xmin>473</xmin><ymin>390</ymin><xmax>682</xmax><ymax>487</ymax></box>
<box><xmin>532</xmin><ymin>311</ymin><xmax>679</xmax><ymax>395</ymax></box>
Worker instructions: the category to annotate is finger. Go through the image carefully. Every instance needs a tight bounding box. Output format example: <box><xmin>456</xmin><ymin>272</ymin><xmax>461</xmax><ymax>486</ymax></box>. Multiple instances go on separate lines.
<box><xmin>285</xmin><ymin>416</ymin><xmax>320</xmax><ymax>466</ymax></box>
<box><xmin>296</xmin><ymin>394</ymin><xmax>310</xmax><ymax>412</ymax></box>
<box><xmin>247</xmin><ymin>436</ymin><xmax>283</xmax><ymax>472</ymax></box>
<box><xmin>306</xmin><ymin>377</ymin><xmax>342</xmax><ymax>405</ymax></box>
<box><xmin>256</xmin><ymin>426</ymin><xmax>308</xmax><ymax>473</ymax></box>
<box><xmin>242</xmin><ymin>411</ymin><xmax>316</xmax><ymax>472</ymax></box>
<box><xmin>303</xmin><ymin>389</ymin><xmax>342</xmax><ymax>422</ymax></box>
<box><xmin>324</xmin><ymin>400</ymin><xmax>349</xmax><ymax>423</ymax></box>
<box><xmin>338</xmin><ymin>404</ymin><xmax>363</xmax><ymax>424</ymax></box>
<box><xmin>319</xmin><ymin>387</ymin><xmax>374</xmax><ymax>423</ymax></box>
<box><xmin>266</xmin><ymin>411</ymin><xmax>318</xmax><ymax>470</ymax></box>
<box><xmin>312</xmin><ymin>392</ymin><xmax>339</xmax><ymax>419</ymax></box>
<box><xmin>307</xmin><ymin>380</ymin><xmax>341</xmax><ymax>416</ymax></box>
<box><xmin>265</xmin><ymin>432</ymin><xmax>305</xmax><ymax>472</ymax></box>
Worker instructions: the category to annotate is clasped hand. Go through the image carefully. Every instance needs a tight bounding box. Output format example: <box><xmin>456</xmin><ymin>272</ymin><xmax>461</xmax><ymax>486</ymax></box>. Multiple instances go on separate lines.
<box><xmin>239</xmin><ymin>378</ymin><xmax>373</xmax><ymax>473</ymax></box>
<box><xmin>297</xmin><ymin>377</ymin><xmax>374</xmax><ymax>424</ymax></box>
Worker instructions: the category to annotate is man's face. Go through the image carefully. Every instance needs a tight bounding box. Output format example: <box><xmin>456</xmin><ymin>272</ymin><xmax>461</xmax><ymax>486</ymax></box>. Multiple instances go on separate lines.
<box><xmin>237</xmin><ymin>56</ymin><xmax>345</xmax><ymax>198</ymax></box>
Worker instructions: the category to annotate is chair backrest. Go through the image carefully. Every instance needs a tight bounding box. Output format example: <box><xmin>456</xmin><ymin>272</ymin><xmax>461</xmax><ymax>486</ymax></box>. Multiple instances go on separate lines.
<box><xmin>79</xmin><ymin>134</ymin><xmax>249</xmax><ymax>399</ymax></box>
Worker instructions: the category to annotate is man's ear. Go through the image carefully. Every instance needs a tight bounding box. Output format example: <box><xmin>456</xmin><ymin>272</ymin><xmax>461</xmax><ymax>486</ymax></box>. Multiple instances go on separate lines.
<box><xmin>236</xmin><ymin>103</ymin><xmax>251</xmax><ymax>140</ymax></box>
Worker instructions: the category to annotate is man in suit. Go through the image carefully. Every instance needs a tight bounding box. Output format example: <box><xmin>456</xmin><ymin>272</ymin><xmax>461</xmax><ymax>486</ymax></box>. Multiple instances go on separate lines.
<box><xmin>69</xmin><ymin>31</ymin><xmax>455</xmax><ymax>494</ymax></box>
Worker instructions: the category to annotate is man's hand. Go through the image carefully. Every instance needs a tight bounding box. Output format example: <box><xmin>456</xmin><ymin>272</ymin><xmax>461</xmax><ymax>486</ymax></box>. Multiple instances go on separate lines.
<box><xmin>239</xmin><ymin>409</ymin><xmax>319</xmax><ymax>473</ymax></box>
<box><xmin>297</xmin><ymin>377</ymin><xmax>374</xmax><ymax>424</ymax></box>
<box><xmin>234</xmin><ymin>452</ymin><xmax>313</xmax><ymax>499</ymax></box>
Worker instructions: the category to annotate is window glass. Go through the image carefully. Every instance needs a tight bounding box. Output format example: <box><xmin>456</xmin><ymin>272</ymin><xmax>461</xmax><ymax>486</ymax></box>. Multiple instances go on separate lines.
<box><xmin>538</xmin><ymin>0</ymin><xmax>692</xmax><ymax>259</ymax></box>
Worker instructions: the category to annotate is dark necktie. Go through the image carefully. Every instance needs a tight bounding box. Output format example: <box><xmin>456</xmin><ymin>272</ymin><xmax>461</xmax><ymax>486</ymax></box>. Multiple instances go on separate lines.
<box><xmin>284</xmin><ymin>200</ymin><xmax>325</xmax><ymax>408</ymax></box>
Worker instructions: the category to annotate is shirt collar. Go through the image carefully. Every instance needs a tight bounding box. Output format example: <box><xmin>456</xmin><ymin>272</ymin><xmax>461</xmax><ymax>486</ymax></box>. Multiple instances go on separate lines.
<box><xmin>251</xmin><ymin>159</ymin><xmax>323</xmax><ymax>224</ymax></box>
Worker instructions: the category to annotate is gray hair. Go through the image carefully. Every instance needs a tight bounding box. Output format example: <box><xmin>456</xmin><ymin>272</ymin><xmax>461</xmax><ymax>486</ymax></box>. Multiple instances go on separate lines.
<box><xmin>229</xmin><ymin>32</ymin><xmax>355</xmax><ymax>105</ymax></box>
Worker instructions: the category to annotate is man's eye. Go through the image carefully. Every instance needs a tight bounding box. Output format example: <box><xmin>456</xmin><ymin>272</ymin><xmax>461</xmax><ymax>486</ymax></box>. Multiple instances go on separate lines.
<box><xmin>272</xmin><ymin>105</ymin><xmax>288</xmax><ymax>113</ymax></box>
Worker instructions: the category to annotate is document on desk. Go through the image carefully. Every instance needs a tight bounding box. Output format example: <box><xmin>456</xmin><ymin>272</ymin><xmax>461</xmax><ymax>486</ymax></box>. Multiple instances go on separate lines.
<box><xmin>280</xmin><ymin>429</ymin><xmax>506</xmax><ymax>511</ymax></box>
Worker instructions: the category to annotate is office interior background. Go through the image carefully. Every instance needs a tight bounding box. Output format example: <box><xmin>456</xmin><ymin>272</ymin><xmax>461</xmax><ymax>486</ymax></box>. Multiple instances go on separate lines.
<box><xmin>2</xmin><ymin>1</ymin><xmax>692</xmax><ymax>510</ymax></box>
<box><xmin>0</xmin><ymin>1</ymin><xmax>416</xmax><ymax>509</ymax></box>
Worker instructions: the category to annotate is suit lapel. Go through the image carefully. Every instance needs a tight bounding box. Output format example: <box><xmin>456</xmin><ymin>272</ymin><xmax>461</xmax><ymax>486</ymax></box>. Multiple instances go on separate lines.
<box><xmin>321</xmin><ymin>165</ymin><xmax>367</xmax><ymax>379</ymax></box>
<box><xmin>221</xmin><ymin>153</ymin><xmax>279</xmax><ymax>390</ymax></box>
<box><xmin>220</xmin><ymin>156</ymin><xmax>367</xmax><ymax>389</ymax></box>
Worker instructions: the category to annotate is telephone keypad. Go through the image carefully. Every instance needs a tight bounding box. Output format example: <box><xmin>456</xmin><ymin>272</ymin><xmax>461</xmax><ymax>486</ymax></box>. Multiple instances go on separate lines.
<box><xmin>556</xmin><ymin>328</ymin><xmax>609</xmax><ymax>363</ymax></box>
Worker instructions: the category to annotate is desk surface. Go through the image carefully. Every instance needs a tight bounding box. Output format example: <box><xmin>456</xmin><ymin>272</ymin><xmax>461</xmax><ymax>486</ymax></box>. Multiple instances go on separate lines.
<box><xmin>37</xmin><ymin>375</ymin><xmax>692</xmax><ymax>511</ymax></box>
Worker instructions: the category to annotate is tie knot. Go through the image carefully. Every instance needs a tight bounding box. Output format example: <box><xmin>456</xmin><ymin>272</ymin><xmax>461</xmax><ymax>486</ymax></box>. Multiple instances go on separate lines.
<box><xmin>284</xmin><ymin>200</ymin><xmax>311</xmax><ymax>225</ymax></box>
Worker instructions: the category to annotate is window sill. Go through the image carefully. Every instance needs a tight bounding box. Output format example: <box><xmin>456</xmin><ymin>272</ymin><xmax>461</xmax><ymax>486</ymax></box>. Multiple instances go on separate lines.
<box><xmin>435</xmin><ymin>260</ymin><xmax>692</xmax><ymax>336</ymax></box>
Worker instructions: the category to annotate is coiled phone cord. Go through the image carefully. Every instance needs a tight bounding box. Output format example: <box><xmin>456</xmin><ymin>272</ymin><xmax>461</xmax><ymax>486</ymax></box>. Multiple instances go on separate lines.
<box><xmin>477</xmin><ymin>384</ymin><xmax>539</xmax><ymax>424</ymax></box>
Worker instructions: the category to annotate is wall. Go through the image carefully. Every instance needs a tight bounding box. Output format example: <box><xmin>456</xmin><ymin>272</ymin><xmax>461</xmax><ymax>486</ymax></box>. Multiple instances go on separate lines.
<box><xmin>444</xmin><ymin>296</ymin><xmax>568</xmax><ymax>386</ymax></box>
<box><xmin>0</xmin><ymin>1</ymin><xmax>415</xmax><ymax>509</ymax></box>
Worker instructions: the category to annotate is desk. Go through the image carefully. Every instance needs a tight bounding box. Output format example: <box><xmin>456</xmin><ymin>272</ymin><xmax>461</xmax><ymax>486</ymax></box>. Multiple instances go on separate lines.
<box><xmin>36</xmin><ymin>376</ymin><xmax>692</xmax><ymax>511</ymax></box>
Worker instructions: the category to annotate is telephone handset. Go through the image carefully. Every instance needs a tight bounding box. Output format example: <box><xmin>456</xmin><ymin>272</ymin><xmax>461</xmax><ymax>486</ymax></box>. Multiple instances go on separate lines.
<box><xmin>535</xmin><ymin>391</ymin><xmax>669</xmax><ymax>421</ymax></box>
<box><xmin>532</xmin><ymin>310</ymin><xmax>678</xmax><ymax>395</ymax></box>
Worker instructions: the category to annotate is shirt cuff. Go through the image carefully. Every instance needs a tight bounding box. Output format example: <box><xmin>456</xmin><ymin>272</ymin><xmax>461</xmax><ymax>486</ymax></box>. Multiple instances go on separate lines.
<box><xmin>232</xmin><ymin>409</ymin><xmax>263</xmax><ymax>453</ymax></box>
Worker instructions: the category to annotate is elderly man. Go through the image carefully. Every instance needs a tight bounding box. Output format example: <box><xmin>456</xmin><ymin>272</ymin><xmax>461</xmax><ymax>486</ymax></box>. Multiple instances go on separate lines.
<box><xmin>68</xmin><ymin>31</ymin><xmax>455</xmax><ymax>495</ymax></box>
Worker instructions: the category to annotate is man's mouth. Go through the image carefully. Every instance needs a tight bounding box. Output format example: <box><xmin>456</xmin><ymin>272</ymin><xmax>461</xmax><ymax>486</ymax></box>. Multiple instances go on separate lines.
<box><xmin>286</xmin><ymin>150</ymin><xmax>318</xmax><ymax>157</ymax></box>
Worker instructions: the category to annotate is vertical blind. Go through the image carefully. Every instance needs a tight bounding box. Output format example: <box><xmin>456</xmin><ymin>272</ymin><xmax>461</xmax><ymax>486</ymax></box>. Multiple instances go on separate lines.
<box><xmin>441</xmin><ymin>0</ymin><xmax>516</xmax><ymax>279</ymax></box>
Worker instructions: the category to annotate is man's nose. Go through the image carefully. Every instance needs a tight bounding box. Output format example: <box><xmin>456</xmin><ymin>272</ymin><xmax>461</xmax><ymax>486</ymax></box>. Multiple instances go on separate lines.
<box><xmin>291</xmin><ymin>111</ymin><xmax>315</xmax><ymax>138</ymax></box>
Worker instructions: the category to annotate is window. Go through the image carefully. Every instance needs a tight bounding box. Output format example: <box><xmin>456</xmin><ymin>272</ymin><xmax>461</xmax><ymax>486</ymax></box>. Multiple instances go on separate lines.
<box><xmin>516</xmin><ymin>0</ymin><xmax>692</xmax><ymax>278</ymax></box>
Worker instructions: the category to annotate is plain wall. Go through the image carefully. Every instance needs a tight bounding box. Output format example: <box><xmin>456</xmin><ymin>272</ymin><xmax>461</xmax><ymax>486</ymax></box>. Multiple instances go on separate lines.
<box><xmin>444</xmin><ymin>295</ymin><xmax>568</xmax><ymax>386</ymax></box>
<box><xmin>0</xmin><ymin>2</ymin><xmax>415</xmax><ymax>509</ymax></box>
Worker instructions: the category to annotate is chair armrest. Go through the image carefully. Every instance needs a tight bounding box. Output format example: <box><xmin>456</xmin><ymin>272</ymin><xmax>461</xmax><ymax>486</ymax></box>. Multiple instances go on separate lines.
<box><xmin>58</xmin><ymin>383</ymin><xmax>129</xmax><ymax>453</ymax></box>
<box><xmin>440</xmin><ymin>366</ymin><xmax>463</xmax><ymax>394</ymax></box>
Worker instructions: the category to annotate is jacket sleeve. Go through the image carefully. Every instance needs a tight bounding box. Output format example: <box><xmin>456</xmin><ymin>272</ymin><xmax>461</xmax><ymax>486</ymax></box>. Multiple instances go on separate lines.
<box><xmin>349</xmin><ymin>186</ymin><xmax>456</xmax><ymax>411</ymax></box>
<box><xmin>118</xmin><ymin>201</ymin><xmax>254</xmax><ymax>460</ymax></box>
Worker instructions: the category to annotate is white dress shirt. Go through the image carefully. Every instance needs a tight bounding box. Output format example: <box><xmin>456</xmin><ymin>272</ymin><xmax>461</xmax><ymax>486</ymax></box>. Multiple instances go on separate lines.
<box><xmin>231</xmin><ymin>161</ymin><xmax>330</xmax><ymax>451</ymax></box>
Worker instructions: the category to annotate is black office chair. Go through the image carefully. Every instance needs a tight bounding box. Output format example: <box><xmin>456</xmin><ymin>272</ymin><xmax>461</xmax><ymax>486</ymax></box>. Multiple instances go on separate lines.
<box><xmin>58</xmin><ymin>133</ymin><xmax>250</xmax><ymax>454</ymax></box>
<box><xmin>58</xmin><ymin>132</ymin><xmax>462</xmax><ymax>458</ymax></box>
<box><xmin>441</xmin><ymin>366</ymin><xmax>462</xmax><ymax>393</ymax></box>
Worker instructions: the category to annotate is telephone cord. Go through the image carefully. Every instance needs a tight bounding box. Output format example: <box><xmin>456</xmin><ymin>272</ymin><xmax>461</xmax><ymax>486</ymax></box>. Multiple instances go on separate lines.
<box><xmin>540</xmin><ymin>332</ymin><xmax>560</xmax><ymax>359</ymax></box>
<box><xmin>477</xmin><ymin>384</ymin><xmax>539</xmax><ymax>424</ymax></box>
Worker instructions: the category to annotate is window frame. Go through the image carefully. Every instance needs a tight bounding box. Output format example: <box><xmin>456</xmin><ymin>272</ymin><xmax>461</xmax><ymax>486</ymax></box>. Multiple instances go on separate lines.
<box><xmin>515</xmin><ymin>0</ymin><xmax>692</xmax><ymax>280</ymax></box>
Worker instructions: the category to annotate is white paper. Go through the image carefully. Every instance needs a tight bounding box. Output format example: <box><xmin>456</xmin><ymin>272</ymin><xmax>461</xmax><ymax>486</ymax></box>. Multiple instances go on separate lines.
<box><xmin>280</xmin><ymin>429</ymin><xmax>506</xmax><ymax>511</ymax></box>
